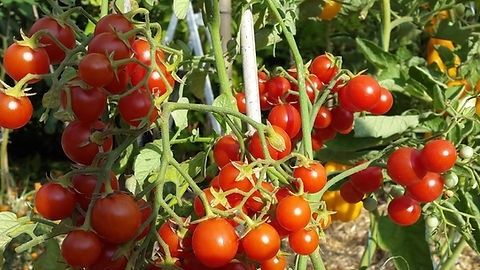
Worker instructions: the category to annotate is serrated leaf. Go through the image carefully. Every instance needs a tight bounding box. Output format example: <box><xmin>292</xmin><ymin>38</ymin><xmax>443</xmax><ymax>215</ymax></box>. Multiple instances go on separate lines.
<box><xmin>171</xmin><ymin>97</ymin><xmax>189</xmax><ymax>131</ymax></box>
<box><xmin>376</xmin><ymin>216</ymin><xmax>433</xmax><ymax>270</ymax></box>
<box><xmin>408</xmin><ymin>66</ymin><xmax>446</xmax><ymax>98</ymax></box>
<box><xmin>125</xmin><ymin>175</ymin><xmax>140</xmax><ymax>195</ymax></box>
<box><xmin>33</xmin><ymin>239</ymin><xmax>66</xmax><ymax>270</ymax></box>
<box><xmin>134</xmin><ymin>140</ymin><xmax>162</xmax><ymax>183</ymax></box>
<box><xmin>0</xmin><ymin>212</ymin><xmax>37</xmax><ymax>261</ymax></box>
<box><xmin>356</xmin><ymin>38</ymin><xmax>400</xmax><ymax>78</ymax></box>
<box><xmin>354</xmin><ymin>116</ymin><xmax>419</xmax><ymax>138</ymax></box>
<box><xmin>173</xmin><ymin>0</ymin><xmax>189</xmax><ymax>19</ymax></box>
<box><xmin>212</xmin><ymin>93</ymin><xmax>237</xmax><ymax>133</ymax></box>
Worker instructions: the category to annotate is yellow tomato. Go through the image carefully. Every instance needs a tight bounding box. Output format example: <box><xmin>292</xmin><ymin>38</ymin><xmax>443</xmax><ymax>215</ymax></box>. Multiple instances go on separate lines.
<box><xmin>447</xmin><ymin>79</ymin><xmax>472</xmax><ymax>97</ymax></box>
<box><xmin>324</xmin><ymin>161</ymin><xmax>350</xmax><ymax>175</ymax></box>
<box><xmin>425</xmin><ymin>10</ymin><xmax>450</xmax><ymax>35</ymax></box>
<box><xmin>319</xmin><ymin>0</ymin><xmax>342</xmax><ymax>21</ymax></box>
<box><xmin>322</xmin><ymin>190</ymin><xmax>339</xmax><ymax>209</ymax></box>
<box><xmin>427</xmin><ymin>50</ymin><xmax>460</xmax><ymax>77</ymax></box>
<box><xmin>427</xmin><ymin>38</ymin><xmax>454</xmax><ymax>55</ymax></box>
<box><xmin>321</xmin><ymin>190</ymin><xmax>362</xmax><ymax>222</ymax></box>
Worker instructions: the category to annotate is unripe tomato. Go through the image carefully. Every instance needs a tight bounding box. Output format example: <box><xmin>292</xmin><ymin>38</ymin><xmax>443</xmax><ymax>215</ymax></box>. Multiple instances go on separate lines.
<box><xmin>459</xmin><ymin>145</ymin><xmax>474</xmax><ymax>160</ymax></box>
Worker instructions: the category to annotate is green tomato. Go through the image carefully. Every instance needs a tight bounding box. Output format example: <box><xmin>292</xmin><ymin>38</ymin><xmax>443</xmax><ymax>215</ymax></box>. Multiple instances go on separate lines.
<box><xmin>363</xmin><ymin>197</ymin><xmax>378</xmax><ymax>212</ymax></box>
<box><xmin>459</xmin><ymin>145</ymin><xmax>474</xmax><ymax>160</ymax></box>
<box><xmin>426</xmin><ymin>216</ymin><xmax>439</xmax><ymax>229</ymax></box>
<box><xmin>444</xmin><ymin>173</ymin><xmax>459</xmax><ymax>189</ymax></box>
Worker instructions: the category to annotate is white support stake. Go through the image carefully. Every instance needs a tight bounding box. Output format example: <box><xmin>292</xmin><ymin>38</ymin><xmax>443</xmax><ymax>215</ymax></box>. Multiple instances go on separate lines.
<box><xmin>240</xmin><ymin>9</ymin><xmax>261</xmax><ymax>131</ymax></box>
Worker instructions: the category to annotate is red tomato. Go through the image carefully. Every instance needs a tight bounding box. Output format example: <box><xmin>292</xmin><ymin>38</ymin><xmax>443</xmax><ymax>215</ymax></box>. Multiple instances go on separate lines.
<box><xmin>387</xmin><ymin>195</ymin><xmax>421</xmax><ymax>226</ymax></box>
<box><xmin>313</xmin><ymin>126</ymin><xmax>337</xmax><ymax>143</ymax></box>
<box><xmin>344</xmin><ymin>75</ymin><xmax>381</xmax><ymax>111</ymax></box>
<box><xmin>267</xmin><ymin>104</ymin><xmax>301</xmax><ymax>139</ymax></box>
<box><xmin>314</xmin><ymin>107</ymin><xmax>332</xmax><ymax>129</ymax></box>
<box><xmin>61</xmin><ymin>120</ymin><xmax>113</xmax><ymax>165</ymax></box>
<box><xmin>61</xmin><ymin>230</ymin><xmax>102</xmax><ymax>268</ymax></box>
<box><xmin>246</xmin><ymin>182</ymin><xmax>275</xmax><ymax>213</ymax></box>
<box><xmin>248</xmin><ymin>126</ymin><xmax>292</xmax><ymax>160</ymax></box>
<box><xmin>28</xmin><ymin>17</ymin><xmax>75</xmax><ymax>64</ymax></box>
<box><xmin>213</xmin><ymin>135</ymin><xmax>242</xmax><ymax>168</ymax></box>
<box><xmin>72</xmin><ymin>172</ymin><xmax>119</xmax><ymax>210</ymax></box>
<box><xmin>265</xmin><ymin>77</ymin><xmax>290</xmax><ymax>104</ymax></box>
<box><xmin>242</xmin><ymin>223</ymin><xmax>280</xmax><ymax>262</ymax></box>
<box><xmin>310</xmin><ymin>55</ymin><xmax>338</xmax><ymax>83</ymax></box>
<box><xmin>210</xmin><ymin>175</ymin><xmax>221</xmax><ymax>189</ymax></box>
<box><xmin>92</xmin><ymin>193</ymin><xmax>142</xmax><ymax>244</ymax></box>
<box><xmin>387</xmin><ymin>147</ymin><xmax>427</xmax><ymax>186</ymax></box>
<box><xmin>338</xmin><ymin>86</ymin><xmax>360</xmax><ymax>112</ymax></box>
<box><xmin>276</xmin><ymin>195</ymin><xmax>311</xmax><ymax>231</ymax></box>
<box><xmin>406</xmin><ymin>172</ymin><xmax>444</xmax><ymax>203</ymax></box>
<box><xmin>330</xmin><ymin>106</ymin><xmax>354</xmax><ymax>133</ymax></box>
<box><xmin>94</xmin><ymin>14</ymin><xmax>134</xmax><ymax>37</ymax></box>
<box><xmin>369</xmin><ymin>87</ymin><xmax>393</xmax><ymax>115</ymax></box>
<box><xmin>288</xmin><ymin>228</ymin><xmax>319</xmax><ymax>255</ymax></box>
<box><xmin>261</xmin><ymin>255</ymin><xmax>287</xmax><ymax>270</ymax></box>
<box><xmin>260</xmin><ymin>93</ymin><xmax>272</xmax><ymax>111</ymax></box>
<box><xmin>311</xmin><ymin>132</ymin><xmax>324</xmax><ymax>151</ymax></box>
<box><xmin>105</xmin><ymin>68</ymin><xmax>128</xmax><ymax>94</ymax></box>
<box><xmin>158</xmin><ymin>221</ymin><xmax>181</xmax><ymax>257</ymax></box>
<box><xmin>129</xmin><ymin>38</ymin><xmax>165</xmax><ymax>66</ymax></box>
<box><xmin>78</xmin><ymin>53</ymin><xmax>114</xmax><ymax>87</ymax></box>
<box><xmin>350</xmin><ymin>166</ymin><xmax>383</xmax><ymax>193</ymax></box>
<box><xmin>420</xmin><ymin>139</ymin><xmax>457</xmax><ymax>173</ymax></box>
<box><xmin>3</xmin><ymin>42</ymin><xmax>50</xmax><ymax>83</ymax></box>
<box><xmin>129</xmin><ymin>64</ymin><xmax>175</xmax><ymax>96</ymax></box>
<box><xmin>235</xmin><ymin>93</ymin><xmax>247</xmax><ymax>114</ymax></box>
<box><xmin>136</xmin><ymin>199</ymin><xmax>153</xmax><ymax>240</ymax></box>
<box><xmin>88</xmin><ymin>32</ymin><xmax>131</xmax><ymax>60</ymax></box>
<box><xmin>61</xmin><ymin>86</ymin><xmax>107</xmax><ymax>123</ymax></box>
<box><xmin>258</xmin><ymin>71</ymin><xmax>269</xmax><ymax>94</ymax></box>
<box><xmin>90</xmin><ymin>244</ymin><xmax>128</xmax><ymax>270</ymax></box>
<box><xmin>35</xmin><ymin>182</ymin><xmax>76</xmax><ymax>220</ymax></box>
<box><xmin>192</xmin><ymin>218</ymin><xmax>239</xmax><ymax>268</ymax></box>
<box><xmin>219</xmin><ymin>162</ymin><xmax>254</xmax><ymax>202</ymax></box>
<box><xmin>339</xmin><ymin>181</ymin><xmax>364</xmax><ymax>203</ymax></box>
<box><xmin>289</xmin><ymin>74</ymin><xmax>323</xmax><ymax>102</ymax></box>
<box><xmin>118</xmin><ymin>88</ymin><xmax>158</xmax><ymax>127</ymax></box>
<box><xmin>193</xmin><ymin>188</ymin><xmax>227</xmax><ymax>217</ymax></box>
<box><xmin>268</xmin><ymin>217</ymin><xmax>290</xmax><ymax>239</ymax></box>
<box><xmin>0</xmin><ymin>93</ymin><xmax>33</xmax><ymax>129</ymax></box>
<box><xmin>293</xmin><ymin>162</ymin><xmax>327</xmax><ymax>193</ymax></box>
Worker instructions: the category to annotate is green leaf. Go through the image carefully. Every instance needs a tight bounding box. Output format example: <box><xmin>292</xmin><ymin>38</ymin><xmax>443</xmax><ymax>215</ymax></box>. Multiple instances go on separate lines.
<box><xmin>455</xmin><ymin>192</ymin><xmax>480</xmax><ymax>252</ymax></box>
<box><xmin>354</xmin><ymin>115</ymin><xmax>419</xmax><ymax>138</ymax></box>
<box><xmin>188</xmin><ymin>152</ymin><xmax>207</xmax><ymax>179</ymax></box>
<box><xmin>255</xmin><ymin>27</ymin><xmax>283</xmax><ymax>49</ymax></box>
<box><xmin>113</xmin><ymin>144</ymin><xmax>134</xmax><ymax>175</ymax></box>
<box><xmin>376</xmin><ymin>216</ymin><xmax>433</xmax><ymax>270</ymax></box>
<box><xmin>325</xmin><ymin>133</ymin><xmax>394</xmax><ymax>152</ymax></box>
<box><xmin>408</xmin><ymin>66</ymin><xmax>446</xmax><ymax>98</ymax></box>
<box><xmin>0</xmin><ymin>213</ymin><xmax>36</xmax><ymax>261</ymax></box>
<box><xmin>33</xmin><ymin>239</ymin><xmax>66</xmax><ymax>270</ymax></box>
<box><xmin>212</xmin><ymin>93</ymin><xmax>237</xmax><ymax>133</ymax></box>
<box><xmin>173</xmin><ymin>0</ymin><xmax>189</xmax><ymax>19</ymax></box>
<box><xmin>171</xmin><ymin>97</ymin><xmax>189</xmax><ymax>131</ymax></box>
<box><xmin>134</xmin><ymin>140</ymin><xmax>162</xmax><ymax>184</ymax></box>
<box><xmin>355</xmin><ymin>38</ymin><xmax>400</xmax><ymax>78</ymax></box>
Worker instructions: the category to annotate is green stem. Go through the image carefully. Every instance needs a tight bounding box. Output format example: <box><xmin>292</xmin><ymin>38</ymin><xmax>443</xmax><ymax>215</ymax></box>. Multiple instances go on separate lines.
<box><xmin>360</xmin><ymin>213</ymin><xmax>379</xmax><ymax>268</ymax></box>
<box><xmin>0</xmin><ymin>128</ymin><xmax>12</xmax><ymax>202</ymax></box>
<box><xmin>100</xmin><ymin>0</ymin><xmax>109</xmax><ymax>17</ymax></box>
<box><xmin>295</xmin><ymin>256</ymin><xmax>308</xmax><ymax>270</ymax></box>
<box><xmin>310</xmin><ymin>248</ymin><xmax>327</xmax><ymax>270</ymax></box>
<box><xmin>381</xmin><ymin>0</ymin><xmax>391</xmax><ymax>51</ymax></box>
<box><xmin>440</xmin><ymin>237</ymin><xmax>467</xmax><ymax>270</ymax></box>
<box><xmin>266</xmin><ymin>0</ymin><xmax>312</xmax><ymax>159</ymax></box>
<box><xmin>205</xmin><ymin>0</ymin><xmax>232</xmax><ymax>96</ymax></box>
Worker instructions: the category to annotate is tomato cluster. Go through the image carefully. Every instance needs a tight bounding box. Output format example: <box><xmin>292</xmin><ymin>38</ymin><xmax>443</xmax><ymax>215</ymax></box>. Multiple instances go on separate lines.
<box><xmin>386</xmin><ymin>139</ymin><xmax>456</xmax><ymax>226</ymax></box>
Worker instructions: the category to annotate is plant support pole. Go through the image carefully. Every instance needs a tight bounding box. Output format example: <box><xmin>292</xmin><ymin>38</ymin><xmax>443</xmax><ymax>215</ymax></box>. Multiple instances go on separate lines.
<box><xmin>220</xmin><ymin>0</ymin><xmax>232</xmax><ymax>78</ymax></box>
<box><xmin>240</xmin><ymin>8</ymin><xmax>262</xmax><ymax>130</ymax></box>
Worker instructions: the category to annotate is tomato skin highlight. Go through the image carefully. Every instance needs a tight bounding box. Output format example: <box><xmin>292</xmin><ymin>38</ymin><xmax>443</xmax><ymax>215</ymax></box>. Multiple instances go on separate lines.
<box><xmin>406</xmin><ymin>172</ymin><xmax>444</xmax><ymax>203</ymax></box>
<box><xmin>388</xmin><ymin>196</ymin><xmax>421</xmax><ymax>226</ymax></box>
<box><xmin>261</xmin><ymin>255</ymin><xmax>287</xmax><ymax>270</ymax></box>
<box><xmin>213</xmin><ymin>135</ymin><xmax>242</xmax><ymax>168</ymax></box>
<box><xmin>345</xmin><ymin>75</ymin><xmax>381</xmax><ymax>111</ymax></box>
<box><xmin>387</xmin><ymin>147</ymin><xmax>427</xmax><ymax>186</ymax></box>
<box><xmin>314</xmin><ymin>106</ymin><xmax>332</xmax><ymax>129</ymax></box>
<box><xmin>293</xmin><ymin>162</ymin><xmax>327</xmax><ymax>193</ymax></box>
<box><xmin>276</xmin><ymin>195</ymin><xmax>311</xmax><ymax>231</ymax></box>
<box><xmin>288</xmin><ymin>228</ymin><xmax>319</xmax><ymax>255</ymax></box>
<box><xmin>3</xmin><ymin>43</ymin><xmax>50</xmax><ymax>83</ymax></box>
<box><xmin>0</xmin><ymin>93</ymin><xmax>33</xmax><ymax>129</ymax></box>
<box><xmin>61</xmin><ymin>86</ymin><xmax>107</xmax><ymax>123</ymax></box>
<box><xmin>420</xmin><ymin>139</ymin><xmax>457</xmax><ymax>173</ymax></box>
<box><xmin>61</xmin><ymin>230</ymin><xmax>103</xmax><ymax>268</ymax></box>
<box><xmin>35</xmin><ymin>182</ymin><xmax>76</xmax><ymax>220</ymax></box>
<box><xmin>241</xmin><ymin>223</ymin><xmax>281</xmax><ymax>262</ymax></box>
<box><xmin>369</xmin><ymin>87</ymin><xmax>393</xmax><ymax>115</ymax></box>
<box><xmin>310</xmin><ymin>55</ymin><xmax>338</xmax><ymax>83</ymax></box>
<box><xmin>192</xmin><ymin>218</ymin><xmax>239</xmax><ymax>268</ymax></box>
<box><xmin>268</xmin><ymin>104</ymin><xmax>302</xmax><ymax>139</ymax></box>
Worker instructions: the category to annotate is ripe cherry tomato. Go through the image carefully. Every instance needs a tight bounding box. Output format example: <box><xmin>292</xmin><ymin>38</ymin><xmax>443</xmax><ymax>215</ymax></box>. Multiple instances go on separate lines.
<box><xmin>242</xmin><ymin>223</ymin><xmax>280</xmax><ymax>262</ymax></box>
<box><xmin>88</xmin><ymin>32</ymin><xmax>131</xmax><ymax>60</ymax></box>
<box><xmin>35</xmin><ymin>182</ymin><xmax>76</xmax><ymax>220</ymax></box>
<box><xmin>90</xmin><ymin>244</ymin><xmax>127</xmax><ymax>270</ymax></box>
<box><xmin>61</xmin><ymin>230</ymin><xmax>102</xmax><ymax>268</ymax></box>
<box><xmin>78</xmin><ymin>53</ymin><xmax>114</xmax><ymax>87</ymax></box>
<box><xmin>248</xmin><ymin>126</ymin><xmax>292</xmax><ymax>160</ymax></box>
<box><xmin>105</xmin><ymin>68</ymin><xmax>129</xmax><ymax>94</ymax></box>
<box><xmin>72</xmin><ymin>172</ymin><xmax>119</xmax><ymax>210</ymax></box>
<box><xmin>61</xmin><ymin>86</ymin><xmax>107</xmax><ymax>123</ymax></box>
<box><xmin>289</xmin><ymin>74</ymin><xmax>323</xmax><ymax>102</ymax></box>
<box><xmin>267</xmin><ymin>104</ymin><xmax>301</xmax><ymax>139</ymax></box>
<box><xmin>246</xmin><ymin>182</ymin><xmax>274</xmax><ymax>213</ymax></box>
<box><xmin>158</xmin><ymin>221</ymin><xmax>181</xmax><ymax>257</ymax></box>
<box><xmin>235</xmin><ymin>92</ymin><xmax>247</xmax><ymax>114</ymax></box>
<box><xmin>219</xmin><ymin>162</ymin><xmax>254</xmax><ymax>202</ymax></box>
<box><xmin>118</xmin><ymin>88</ymin><xmax>158</xmax><ymax>127</ymax></box>
<box><xmin>340</xmin><ymin>181</ymin><xmax>364</xmax><ymax>203</ymax></box>
<box><xmin>213</xmin><ymin>135</ymin><xmax>242</xmax><ymax>168</ymax></box>
<box><xmin>388</xmin><ymin>195</ymin><xmax>421</xmax><ymax>226</ymax></box>
<box><xmin>407</xmin><ymin>172</ymin><xmax>444</xmax><ymax>203</ymax></box>
<box><xmin>192</xmin><ymin>218</ymin><xmax>239</xmax><ymax>268</ymax></box>
<box><xmin>126</xmin><ymin>38</ymin><xmax>165</xmax><ymax>74</ymax></box>
<box><xmin>288</xmin><ymin>228</ymin><xmax>319</xmax><ymax>255</ymax></box>
<box><xmin>261</xmin><ymin>255</ymin><xmax>287</xmax><ymax>270</ymax></box>
<box><xmin>420</xmin><ymin>139</ymin><xmax>457</xmax><ymax>173</ymax></box>
<box><xmin>136</xmin><ymin>199</ymin><xmax>153</xmax><ymax>240</ymax></box>
<box><xmin>3</xmin><ymin>42</ymin><xmax>50</xmax><ymax>83</ymax></box>
<box><xmin>94</xmin><ymin>14</ymin><xmax>133</xmax><ymax>38</ymax></box>
<box><xmin>258</xmin><ymin>71</ymin><xmax>269</xmax><ymax>94</ymax></box>
<box><xmin>265</xmin><ymin>77</ymin><xmax>290</xmax><ymax>104</ymax></box>
<box><xmin>387</xmin><ymin>147</ymin><xmax>427</xmax><ymax>186</ymax></box>
<box><xmin>28</xmin><ymin>17</ymin><xmax>75</xmax><ymax>64</ymax></box>
<box><xmin>293</xmin><ymin>162</ymin><xmax>327</xmax><ymax>193</ymax></box>
<box><xmin>319</xmin><ymin>1</ymin><xmax>343</xmax><ymax>21</ymax></box>
<box><xmin>350</xmin><ymin>166</ymin><xmax>383</xmax><ymax>193</ymax></box>
<box><xmin>314</xmin><ymin>106</ymin><xmax>332</xmax><ymax>129</ymax></box>
<box><xmin>61</xmin><ymin>120</ymin><xmax>113</xmax><ymax>165</ymax></box>
<box><xmin>193</xmin><ymin>188</ymin><xmax>227</xmax><ymax>217</ymax></box>
<box><xmin>260</xmin><ymin>93</ymin><xmax>272</xmax><ymax>111</ymax></box>
<box><xmin>92</xmin><ymin>193</ymin><xmax>142</xmax><ymax>244</ymax></box>
<box><xmin>338</xmin><ymin>86</ymin><xmax>360</xmax><ymax>112</ymax></box>
<box><xmin>0</xmin><ymin>93</ymin><xmax>33</xmax><ymax>129</ymax></box>
<box><xmin>313</xmin><ymin>126</ymin><xmax>337</xmax><ymax>143</ymax></box>
<box><xmin>330</xmin><ymin>106</ymin><xmax>353</xmax><ymax>133</ymax></box>
<box><xmin>369</xmin><ymin>87</ymin><xmax>393</xmax><ymax>115</ymax></box>
<box><xmin>310</xmin><ymin>55</ymin><xmax>338</xmax><ymax>83</ymax></box>
<box><xmin>276</xmin><ymin>195</ymin><xmax>311</xmax><ymax>231</ymax></box>
<box><xmin>344</xmin><ymin>75</ymin><xmax>381</xmax><ymax>111</ymax></box>
<box><xmin>268</xmin><ymin>217</ymin><xmax>290</xmax><ymax>239</ymax></box>
<box><xmin>130</xmin><ymin>64</ymin><xmax>175</xmax><ymax>96</ymax></box>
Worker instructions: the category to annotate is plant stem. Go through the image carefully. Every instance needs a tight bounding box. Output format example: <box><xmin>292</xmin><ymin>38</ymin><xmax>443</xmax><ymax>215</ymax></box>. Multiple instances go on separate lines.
<box><xmin>310</xmin><ymin>248</ymin><xmax>327</xmax><ymax>270</ymax></box>
<box><xmin>0</xmin><ymin>128</ymin><xmax>12</xmax><ymax>203</ymax></box>
<box><xmin>295</xmin><ymin>256</ymin><xmax>308</xmax><ymax>270</ymax></box>
<box><xmin>360</xmin><ymin>213</ymin><xmax>379</xmax><ymax>268</ymax></box>
<box><xmin>205</xmin><ymin>0</ymin><xmax>232</xmax><ymax>96</ymax></box>
<box><xmin>381</xmin><ymin>0</ymin><xmax>391</xmax><ymax>51</ymax></box>
<box><xmin>440</xmin><ymin>237</ymin><xmax>467</xmax><ymax>270</ymax></box>
<box><xmin>265</xmin><ymin>0</ymin><xmax>312</xmax><ymax>159</ymax></box>
<box><xmin>100</xmin><ymin>0</ymin><xmax>109</xmax><ymax>17</ymax></box>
